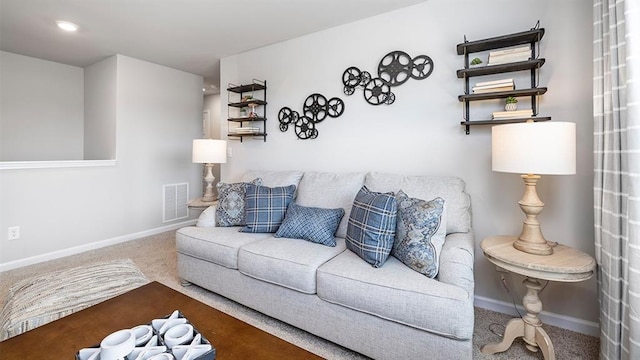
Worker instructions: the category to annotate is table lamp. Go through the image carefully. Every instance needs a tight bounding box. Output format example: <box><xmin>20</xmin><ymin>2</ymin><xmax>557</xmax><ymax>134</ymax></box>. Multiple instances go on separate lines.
<box><xmin>492</xmin><ymin>121</ymin><xmax>576</xmax><ymax>255</ymax></box>
<box><xmin>192</xmin><ymin>139</ymin><xmax>227</xmax><ymax>202</ymax></box>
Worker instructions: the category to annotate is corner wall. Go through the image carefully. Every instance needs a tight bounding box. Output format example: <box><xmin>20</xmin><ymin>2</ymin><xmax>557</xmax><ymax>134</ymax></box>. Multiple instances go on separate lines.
<box><xmin>84</xmin><ymin>56</ymin><xmax>117</xmax><ymax>160</ymax></box>
<box><xmin>0</xmin><ymin>55</ymin><xmax>204</xmax><ymax>267</ymax></box>
<box><xmin>0</xmin><ymin>51</ymin><xmax>84</xmax><ymax>161</ymax></box>
<box><xmin>220</xmin><ymin>0</ymin><xmax>597</xmax><ymax>332</ymax></box>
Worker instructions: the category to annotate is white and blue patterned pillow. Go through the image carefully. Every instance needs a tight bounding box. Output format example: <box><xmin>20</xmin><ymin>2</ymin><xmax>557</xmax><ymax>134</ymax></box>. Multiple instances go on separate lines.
<box><xmin>392</xmin><ymin>191</ymin><xmax>446</xmax><ymax>278</ymax></box>
<box><xmin>215</xmin><ymin>178</ymin><xmax>262</xmax><ymax>227</ymax></box>
<box><xmin>275</xmin><ymin>203</ymin><xmax>345</xmax><ymax>247</ymax></box>
<box><xmin>345</xmin><ymin>186</ymin><xmax>397</xmax><ymax>268</ymax></box>
<box><xmin>241</xmin><ymin>184</ymin><xmax>296</xmax><ymax>233</ymax></box>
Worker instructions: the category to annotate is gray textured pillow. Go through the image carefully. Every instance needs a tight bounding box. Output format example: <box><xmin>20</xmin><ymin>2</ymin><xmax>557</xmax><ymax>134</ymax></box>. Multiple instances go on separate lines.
<box><xmin>215</xmin><ymin>178</ymin><xmax>262</xmax><ymax>227</ymax></box>
<box><xmin>392</xmin><ymin>190</ymin><xmax>446</xmax><ymax>278</ymax></box>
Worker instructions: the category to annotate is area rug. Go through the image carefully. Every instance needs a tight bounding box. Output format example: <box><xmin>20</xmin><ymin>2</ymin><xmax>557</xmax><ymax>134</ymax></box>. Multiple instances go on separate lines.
<box><xmin>0</xmin><ymin>258</ymin><xmax>149</xmax><ymax>341</ymax></box>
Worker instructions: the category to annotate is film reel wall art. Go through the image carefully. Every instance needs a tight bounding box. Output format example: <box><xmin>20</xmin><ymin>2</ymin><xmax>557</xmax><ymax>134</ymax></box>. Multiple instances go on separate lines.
<box><xmin>342</xmin><ymin>50</ymin><xmax>434</xmax><ymax>105</ymax></box>
<box><xmin>278</xmin><ymin>93</ymin><xmax>345</xmax><ymax>140</ymax></box>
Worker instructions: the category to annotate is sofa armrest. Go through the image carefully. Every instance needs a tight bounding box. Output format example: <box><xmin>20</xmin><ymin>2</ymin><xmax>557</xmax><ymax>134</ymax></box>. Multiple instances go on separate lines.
<box><xmin>196</xmin><ymin>205</ymin><xmax>217</xmax><ymax>227</ymax></box>
<box><xmin>437</xmin><ymin>232</ymin><xmax>475</xmax><ymax>297</ymax></box>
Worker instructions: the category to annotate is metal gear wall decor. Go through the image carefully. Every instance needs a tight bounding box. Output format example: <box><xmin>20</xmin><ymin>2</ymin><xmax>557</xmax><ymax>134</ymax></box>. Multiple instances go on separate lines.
<box><xmin>278</xmin><ymin>93</ymin><xmax>344</xmax><ymax>140</ymax></box>
<box><xmin>342</xmin><ymin>50</ymin><xmax>433</xmax><ymax>105</ymax></box>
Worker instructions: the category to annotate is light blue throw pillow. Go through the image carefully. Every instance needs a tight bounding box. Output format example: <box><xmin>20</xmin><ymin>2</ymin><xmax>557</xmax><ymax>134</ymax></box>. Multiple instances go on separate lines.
<box><xmin>392</xmin><ymin>190</ymin><xmax>446</xmax><ymax>278</ymax></box>
<box><xmin>275</xmin><ymin>203</ymin><xmax>345</xmax><ymax>247</ymax></box>
<box><xmin>345</xmin><ymin>186</ymin><xmax>397</xmax><ymax>268</ymax></box>
<box><xmin>241</xmin><ymin>184</ymin><xmax>296</xmax><ymax>233</ymax></box>
<box><xmin>215</xmin><ymin>178</ymin><xmax>262</xmax><ymax>227</ymax></box>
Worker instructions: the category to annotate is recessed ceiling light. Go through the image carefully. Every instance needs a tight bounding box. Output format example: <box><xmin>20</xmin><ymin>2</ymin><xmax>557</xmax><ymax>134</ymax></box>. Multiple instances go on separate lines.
<box><xmin>56</xmin><ymin>20</ymin><xmax>79</xmax><ymax>32</ymax></box>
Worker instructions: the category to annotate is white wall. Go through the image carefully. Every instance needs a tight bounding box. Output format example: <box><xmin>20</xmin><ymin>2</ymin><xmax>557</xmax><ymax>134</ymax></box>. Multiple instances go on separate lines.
<box><xmin>0</xmin><ymin>54</ymin><xmax>204</xmax><ymax>266</ymax></box>
<box><xmin>0</xmin><ymin>51</ymin><xmax>84</xmax><ymax>161</ymax></box>
<box><xmin>203</xmin><ymin>94</ymin><xmax>221</xmax><ymax>139</ymax></box>
<box><xmin>84</xmin><ymin>56</ymin><xmax>117</xmax><ymax>160</ymax></box>
<box><xmin>202</xmin><ymin>94</ymin><xmax>222</xmax><ymax>193</ymax></box>
<box><xmin>220</xmin><ymin>0</ymin><xmax>597</xmax><ymax>332</ymax></box>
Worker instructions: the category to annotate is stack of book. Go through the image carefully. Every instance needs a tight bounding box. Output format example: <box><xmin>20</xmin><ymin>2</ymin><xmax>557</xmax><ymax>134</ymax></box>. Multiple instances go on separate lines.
<box><xmin>488</xmin><ymin>45</ymin><xmax>531</xmax><ymax>65</ymax></box>
<box><xmin>492</xmin><ymin>109</ymin><xmax>533</xmax><ymax>120</ymax></box>
<box><xmin>233</xmin><ymin>127</ymin><xmax>260</xmax><ymax>134</ymax></box>
<box><xmin>472</xmin><ymin>78</ymin><xmax>514</xmax><ymax>94</ymax></box>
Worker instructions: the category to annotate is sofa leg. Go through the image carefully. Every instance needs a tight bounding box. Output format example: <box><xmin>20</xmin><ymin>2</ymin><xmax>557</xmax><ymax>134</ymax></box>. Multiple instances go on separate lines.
<box><xmin>180</xmin><ymin>279</ymin><xmax>192</xmax><ymax>287</ymax></box>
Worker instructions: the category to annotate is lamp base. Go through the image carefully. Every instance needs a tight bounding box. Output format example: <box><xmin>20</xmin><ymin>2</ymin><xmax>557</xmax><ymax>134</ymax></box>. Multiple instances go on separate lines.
<box><xmin>202</xmin><ymin>163</ymin><xmax>216</xmax><ymax>202</ymax></box>
<box><xmin>513</xmin><ymin>174</ymin><xmax>554</xmax><ymax>256</ymax></box>
<box><xmin>513</xmin><ymin>238</ymin><xmax>553</xmax><ymax>255</ymax></box>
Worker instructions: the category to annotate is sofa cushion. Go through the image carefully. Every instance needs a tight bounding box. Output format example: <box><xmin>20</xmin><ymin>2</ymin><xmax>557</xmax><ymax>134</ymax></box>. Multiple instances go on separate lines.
<box><xmin>215</xmin><ymin>178</ymin><xmax>262</xmax><ymax>227</ymax></box>
<box><xmin>176</xmin><ymin>226</ymin><xmax>271</xmax><ymax>269</ymax></box>
<box><xmin>238</xmin><ymin>238</ymin><xmax>346</xmax><ymax>294</ymax></box>
<box><xmin>392</xmin><ymin>191</ymin><xmax>447</xmax><ymax>278</ymax></box>
<box><xmin>317</xmin><ymin>250</ymin><xmax>471</xmax><ymax>339</ymax></box>
<box><xmin>364</xmin><ymin>172</ymin><xmax>471</xmax><ymax>234</ymax></box>
<box><xmin>295</xmin><ymin>171</ymin><xmax>366</xmax><ymax>238</ymax></box>
<box><xmin>241</xmin><ymin>184</ymin><xmax>296</xmax><ymax>233</ymax></box>
<box><xmin>241</xmin><ymin>170</ymin><xmax>304</xmax><ymax>188</ymax></box>
<box><xmin>275</xmin><ymin>203</ymin><xmax>345</xmax><ymax>247</ymax></box>
<box><xmin>345</xmin><ymin>186</ymin><xmax>397</xmax><ymax>268</ymax></box>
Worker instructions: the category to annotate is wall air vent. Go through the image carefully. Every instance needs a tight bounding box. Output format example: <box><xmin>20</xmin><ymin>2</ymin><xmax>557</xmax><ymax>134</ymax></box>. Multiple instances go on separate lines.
<box><xmin>163</xmin><ymin>183</ymin><xmax>189</xmax><ymax>223</ymax></box>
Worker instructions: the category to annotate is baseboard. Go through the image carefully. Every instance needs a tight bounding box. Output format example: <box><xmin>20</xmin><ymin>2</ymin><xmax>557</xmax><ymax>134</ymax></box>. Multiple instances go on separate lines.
<box><xmin>0</xmin><ymin>220</ymin><xmax>196</xmax><ymax>272</ymax></box>
<box><xmin>474</xmin><ymin>295</ymin><xmax>600</xmax><ymax>337</ymax></box>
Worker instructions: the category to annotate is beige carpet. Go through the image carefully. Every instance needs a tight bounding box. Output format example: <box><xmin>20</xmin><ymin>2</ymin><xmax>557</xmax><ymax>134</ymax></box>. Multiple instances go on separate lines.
<box><xmin>0</xmin><ymin>231</ymin><xmax>599</xmax><ymax>359</ymax></box>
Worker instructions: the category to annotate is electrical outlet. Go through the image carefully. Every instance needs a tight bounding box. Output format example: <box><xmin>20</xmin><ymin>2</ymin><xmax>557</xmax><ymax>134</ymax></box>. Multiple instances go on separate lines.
<box><xmin>227</xmin><ymin>147</ymin><xmax>233</xmax><ymax>158</ymax></box>
<box><xmin>8</xmin><ymin>226</ymin><xmax>20</xmax><ymax>240</ymax></box>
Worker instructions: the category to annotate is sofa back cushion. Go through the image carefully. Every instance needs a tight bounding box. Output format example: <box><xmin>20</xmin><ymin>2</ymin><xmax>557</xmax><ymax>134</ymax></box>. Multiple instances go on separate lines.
<box><xmin>295</xmin><ymin>171</ymin><xmax>366</xmax><ymax>238</ymax></box>
<box><xmin>241</xmin><ymin>170</ymin><xmax>304</xmax><ymax>188</ymax></box>
<box><xmin>364</xmin><ymin>172</ymin><xmax>471</xmax><ymax>234</ymax></box>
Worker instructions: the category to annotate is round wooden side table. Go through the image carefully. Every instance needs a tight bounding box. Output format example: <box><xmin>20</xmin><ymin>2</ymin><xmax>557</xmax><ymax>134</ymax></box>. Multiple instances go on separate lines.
<box><xmin>480</xmin><ymin>236</ymin><xmax>596</xmax><ymax>360</ymax></box>
<box><xmin>187</xmin><ymin>198</ymin><xmax>217</xmax><ymax>210</ymax></box>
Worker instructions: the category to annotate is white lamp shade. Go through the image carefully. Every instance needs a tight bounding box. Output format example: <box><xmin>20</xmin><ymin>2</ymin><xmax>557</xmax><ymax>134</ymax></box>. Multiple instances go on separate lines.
<box><xmin>492</xmin><ymin>122</ymin><xmax>576</xmax><ymax>175</ymax></box>
<box><xmin>192</xmin><ymin>139</ymin><xmax>227</xmax><ymax>164</ymax></box>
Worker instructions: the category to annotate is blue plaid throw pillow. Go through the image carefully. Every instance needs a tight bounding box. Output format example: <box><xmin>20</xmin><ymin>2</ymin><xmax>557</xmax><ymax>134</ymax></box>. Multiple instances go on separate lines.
<box><xmin>275</xmin><ymin>203</ymin><xmax>345</xmax><ymax>247</ymax></box>
<box><xmin>392</xmin><ymin>191</ymin><xmax>446</xmax><ymax>278</ymax></box>
<box><xmin>345</xmin><ymin>186</ymin><xmax>397</xmax><ymax>267</ymax></box>
<box><xmin>241</xmin><ymin>184</ymin><xmax>296</xmax><ymax>233</ymax></box>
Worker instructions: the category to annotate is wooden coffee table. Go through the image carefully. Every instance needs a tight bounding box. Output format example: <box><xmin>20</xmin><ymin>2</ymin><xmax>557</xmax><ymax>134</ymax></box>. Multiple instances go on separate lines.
<box><xmin>0</xmin><ymin>281</ymin><xmax>322</xmax><ymax>359</ymax></box>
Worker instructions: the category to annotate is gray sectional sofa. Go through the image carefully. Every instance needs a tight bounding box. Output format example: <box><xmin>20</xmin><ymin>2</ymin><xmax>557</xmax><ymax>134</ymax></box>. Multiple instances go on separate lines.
<box><xmin>176</xmin><ymin>170</ymin><xmax>475</xmax><ymax>359</ymax></box>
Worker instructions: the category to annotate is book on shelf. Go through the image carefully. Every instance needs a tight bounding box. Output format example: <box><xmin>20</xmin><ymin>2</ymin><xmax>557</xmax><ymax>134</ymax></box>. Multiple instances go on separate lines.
<box><xmin>233</xmin><ymin>126</ymin><xmax>261</xmax><ymax>134</ymax></box>
<box><xmin>488</xmin><ymin>52</ymin><xmax>531</xmax><ymax>65</ymax></box>
<box><xmin>489</xmin><ymin>45</ymin><xmax>530</xmax><ymax>57</ymax></box>
<box><xmin>472</xmin><ymin>85</ymin><xmax>515</xmax><ymax>94</ymax></box>
<box><xmin>472</xmin><ymin>82</ymin><xmax>514</xmax><ymax>90</ymax></box>
<box><xmin>474</xmin><ymin>78</ymin><xmax>514</xmax><ymax>87</ymax></box>
<box><xmin>492</xmin><ymin>109</ymin><xmax>533</xmax><ymax>119</ymax></box>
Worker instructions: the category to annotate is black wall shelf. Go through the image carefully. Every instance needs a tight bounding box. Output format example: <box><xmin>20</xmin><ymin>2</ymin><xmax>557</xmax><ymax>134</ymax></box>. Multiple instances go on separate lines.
<box><xmin>456</xmin><ymin>28</ymin><xmax>545</xmax><ymax>55</ymax></box>
<box><xmin>227</xmin><ymin>80</ymin><xmax>267</xmax><ymax>142</ymax></box>
<box><xmin>456</xmin><ymin>59</ymin><xmax>545</xmax><ymax>78</ymax></box>
<box><xmin>456</xmin><ymin>23</ymin><xmax>549</xmax><ymax>134</ymax></box>
<box><xmin>458</xmin><ymin>88</ymin><xmax>547</xmax><ymax>102</ymax></box>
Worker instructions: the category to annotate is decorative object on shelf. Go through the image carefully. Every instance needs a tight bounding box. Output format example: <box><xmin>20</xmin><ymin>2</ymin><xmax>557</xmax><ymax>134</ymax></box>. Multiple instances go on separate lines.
<box><xmin>457</xmin><ymin>21</ymin><xmax>548</xmax><ymax>134</ymax></box>
<box><xmin>227</xmin><ymin>80</ymin><xmax>267</xmax><ymax>142</ymax></box>
<box><xmin>342</xmin><ymin>50</ymin><xmax>434</xmax><ymax>106</ymax></box>
<box><xmin>278</xmin><ymin>93</ymin><xmax>345</xmax><ymax>140</ymax></box>
<box><xmin>192</xmin><ymin>139</ymin><xmax>227</xmax><ymax>202</ymax></box>
<box><xmin>505</xmin><ymin>96</ymin><xmax>518</xmax><ymax>111</ymax></box>
<box><xmin>491</xmin><ymin>121</ymin><xmax>576</xmax><ymax>255</ymax></box>
<box><xmin>470</xmin><ymin>57</ymin><xmax>483</xmax><ymax>67</ymax></box>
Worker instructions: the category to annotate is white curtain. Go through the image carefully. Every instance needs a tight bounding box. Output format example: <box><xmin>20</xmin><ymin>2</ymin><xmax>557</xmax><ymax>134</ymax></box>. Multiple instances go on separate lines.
<box><xmin>593</xmin><ymin>0</ymin><xmax>640</xmax><ymax>359</ymax></box>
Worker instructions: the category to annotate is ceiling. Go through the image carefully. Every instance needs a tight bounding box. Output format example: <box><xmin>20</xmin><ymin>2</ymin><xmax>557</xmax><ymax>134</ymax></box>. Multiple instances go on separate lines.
<box><xmin>0</xmin><ymin>0</ymin><xmax>426</xmax><ymax>94</ymax></box>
